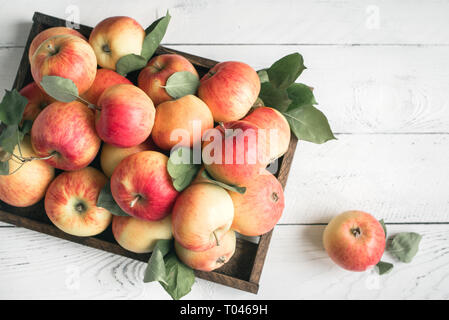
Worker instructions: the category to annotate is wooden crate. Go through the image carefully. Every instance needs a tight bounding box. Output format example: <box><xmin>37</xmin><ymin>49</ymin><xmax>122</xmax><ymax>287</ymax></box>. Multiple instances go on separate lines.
<box><xmin>0</xmin><ymin>12</ymin><xmax>298</xmax><ymax>294</ymax></box>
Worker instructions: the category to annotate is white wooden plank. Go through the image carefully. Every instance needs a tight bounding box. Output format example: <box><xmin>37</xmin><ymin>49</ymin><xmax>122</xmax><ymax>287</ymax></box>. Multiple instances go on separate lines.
<box><xmin>0</xmin><ymin>224</ymin><xmax>447</xmax><ymax>299</ymax></box>
<box><xmin>281</xmin><ymin>134</ymin><xmax>449</xmax><ymax>224</ymax></box>
<box><xmin>0</xmin><ymin>48</ymin><xmax>22</xmax><ymax>90</ymax></box>
<box><xmin>1</xmin><ymin>0</ymin><xmax>449</xmax><ymax>46</ymax></box>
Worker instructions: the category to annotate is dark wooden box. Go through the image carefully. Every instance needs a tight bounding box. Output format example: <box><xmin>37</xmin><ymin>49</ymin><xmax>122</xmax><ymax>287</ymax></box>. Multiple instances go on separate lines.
<box><xmin>0</xmin><ymin>12</ymin><xmax>298</xmax><ymax>294</ymax></box>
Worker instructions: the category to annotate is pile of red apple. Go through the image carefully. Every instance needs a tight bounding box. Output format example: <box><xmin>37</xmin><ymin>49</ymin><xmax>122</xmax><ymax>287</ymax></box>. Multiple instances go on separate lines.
<box><xmin>0</xmin><ymin>15</ymin><xmax>292</xmax><ymax>278</ymax></box>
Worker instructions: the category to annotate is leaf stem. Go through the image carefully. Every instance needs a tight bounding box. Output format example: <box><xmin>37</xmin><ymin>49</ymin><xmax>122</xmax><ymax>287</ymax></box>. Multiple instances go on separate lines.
<box><xmin>213</xmin><ymin>231</ymin><xmax>220</xmax><ymax>246</ymax></box>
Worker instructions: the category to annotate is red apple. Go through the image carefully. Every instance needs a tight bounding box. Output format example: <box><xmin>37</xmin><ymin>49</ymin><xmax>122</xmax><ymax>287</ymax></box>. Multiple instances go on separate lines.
<box><xmin>31</xmin><ymin>101</ymin><xmax>101</xmax><ymax>171</ymax></box>
<box><xmin>202</xmin><ymin>120</ymin><xmax>266</xmax><ymax>186</ymax></box>
<box><xmin>89</xmin><ymin>16</ymin><xmax>145</xmax><ymax>70</ymax></box>
<box><xmin>198</xmin><ymin>61</ymin><xmax>260</xmax><ymax>122</ymax></box>
<box><xmin>323</xmin><ymin>210</ymin><xmax>386</xmax><ymax>271</ymax></box>
<box><xmin>110</xmin><ymin>151</ymin><xmax>179</xmax><ymax>221</ymax></box>
<box><xmin>138</xmin><ymin>54</ymin><xmax>199</xmax><ymax>106</ymax></box>
<box><xmin>45</xmin><ymin>167</ymin><xmax>112</xmax><ymax>236</ymax></box>
<box><xmin>151</xmin><ymin>95</ymin><xmax>213</xmax><ymax>151</ymax></box>
<box><xmin>230</xmin><ymin>169</ymin><xmax>285</xmax><ymax>236</ymax></box>
<box><xmin>172</xmin><ymin>183</ymin><xmax>234</xmax><ymax>252</ymax></box>
<box><xmin>244</xmin><ymin>106</ymin><xmax>291</xmax><ymax>162</ymax></box>
<box><xmin>28</xmin><ymin>26</ymin><xmax>86</xmax><ymax>63</ymax></box>
<box><xmin>0</xmin><ymin>136</ymin><xmax>54</xmax><ymax>207</ymax></box>
<box><xmin>31</xmin><ymin>34</ymin><xmax>97</xmax><ymax>95</ymax></box>
<box><xmin>112</xmin><ymin>214</ymin><xmax>172</xmax><ymax>253</ymax></box>
<box><xmin>96</xmin><ymin>84</ymin><xmax>155</xmax><ymax>148</ymax></box>
<box><xmin>81</xmin><ymin>69</ymin><xmax>132</xmax><ymax>105</ymax></box>
<box><xmin>175</xmin><ymin>230</ymin><xmax>236</xmax><ymax>271</ymax></box>
<box><xmin>19</xmin><ymin>82</ymin><xmax>54</xmax><ymax>122</ymax></box>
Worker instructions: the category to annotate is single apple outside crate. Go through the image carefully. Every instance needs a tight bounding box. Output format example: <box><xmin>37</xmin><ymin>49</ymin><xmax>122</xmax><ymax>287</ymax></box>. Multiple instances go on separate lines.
<box><xmin>0</xmin><ymin>12</ymin><xmax>298</xmax><ymax>294</ymax></box>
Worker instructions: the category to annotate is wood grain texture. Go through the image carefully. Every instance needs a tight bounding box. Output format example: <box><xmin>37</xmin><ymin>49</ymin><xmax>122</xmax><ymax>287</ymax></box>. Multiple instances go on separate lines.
<box><xmin>1</xmin><ymin>224</ymin><xmax>447</xmax><ymax>299</ymax></box>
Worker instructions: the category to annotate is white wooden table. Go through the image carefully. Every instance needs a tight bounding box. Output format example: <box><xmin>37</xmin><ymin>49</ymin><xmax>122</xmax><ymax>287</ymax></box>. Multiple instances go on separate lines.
<box><xmin>1</xmin><ymin>0</ymin><xmax>448</xmax><ymax>300</ymax></box>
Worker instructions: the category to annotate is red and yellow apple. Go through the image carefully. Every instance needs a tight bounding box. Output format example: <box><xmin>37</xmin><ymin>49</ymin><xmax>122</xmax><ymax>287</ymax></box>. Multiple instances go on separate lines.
<box><xmin>28</xmin><ymin>26</ymin><xmax>86</xmax><ymax>63</ymax></box>
<box><xmin>138</xmin><ymin>54</ymin><xmax>199</xmax><ymax>106</ymax></box>
<box><xmin>100</xmin><ymin>138</ymin><xmax>157</xmax><ymax>178</ymax></box>
<box><xmin>151</xmin><ymin>95</ymin><xmax>213</xmax><ymax>151</ymax></box>
<box><xmin>244</xmin><ymin>106</ymin><xmax>291</xmax><ymax>162</ymax></box>
<box><xmin>96</xmin><ymin>84</ymin><xmax>155</xmax><ymax>148</ymax></box>
<box><xmin>202</xmin><ymin>120</ymin><xmax>266</xmax><ymax>186</ymax></box>
<box><xmin>44</xmin><ymin>167</ymin><xmax>112</xmax><ymax>236</ymax></box>
<box><xmin>31</xmin><ymin>34</ymin><xmax>97</xmax><ymax>95</ymax></box>
<box><xmin>31</xmin><ymin>101</ymin><xmax>101</xmax><ymax>171</ymax></box>
<box><xmin>81</xmin><ymin>68</ymin><xmax>132</xmax><ymax>105</ymax></box>
<box><xmin>172</xmin><ymin>183</ymin><xmax>234</xmax><ymax>252</ymax></box>
<box><xmin>230</xmin><ymin>169</ymin><xmax>284</xmax><ymax>236</ymax></box>
<box><xmin>110</xmin><ymin>151</ymin><xmax>179</xmax><ymax>221</ymax></box>
<box><xmin>89</xmin><ymin>16</ymin><xmax>145</xmax><ymax>70</ymax></box>
<box><xmin>198</xmin><ymin>61</ymin><xmax>260</xmax><ymax>122</ymax></box>
<box><xmin>0</xmin><ymin>136</ymin><xmax>54</xmax><ymax>207</ymax></box>
<box><xmin>323</xmin><ymin>210</ymin><xmax>386</xmax><ymax>271</ymax></box>
<box><xmin>112</xmin><ymin>214</ymin><xmax>172</xmax><ymax>253</ymax></box>
<box><xmin>19</xmin><ymin>82</ymin><xmax>54</xmax><ymax>122</ymax></box>
<box><xmin>175</xmin><ymin>230</ymin><xmax>236</xmax><ymax>271</ymax></box>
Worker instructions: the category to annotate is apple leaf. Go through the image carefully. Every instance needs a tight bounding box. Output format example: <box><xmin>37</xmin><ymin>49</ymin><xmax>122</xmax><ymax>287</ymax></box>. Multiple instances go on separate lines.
<box><xmin>257</xmin><ymin>69</ymin><xmax>269</xmax><ymax>83</ymax></box>
<box><xmin>376</xmin><ymin>261</ymin><xmax>394</xmax><ymax>275</ymax></box>
<box><xmin>96</xmin><ymin>181</ymin><xmax>130</xmax><ymax>216</ymax></box>
<box><xmin>0</xmin><ymin>159</ymin><xmax>8</xmax><ymax>175</ymax></box>
<box><xmin>141</xmin><ymin>11</ymin><xmax>171</xmax><ymax>60</ymax></box>
<box><xmin>164</xmin><ymin>71</ymin><xmax>199</xmax><ymax>99</ymax></box>
<box><xmin>282</xmin><ymin>104</ymin><xmax>336</xmax><ymax>144</ymax></box>
<box><xmin>0</xmin><ymin>89</ymin><xmax>28</xmax><ymax>125</ymax></box>
<box><xmin>0</xmin><ymin>125</ymin><xmax>19</xmax><ymax>154</ymax></box>
<box><xmin>160</xmin><ymin>252</ymin><xmax>195</xmax><ymax>300</ymax></box>
<box><xmin>167</xmin><ymin>147</ymin><xmax>201</xmax><ymax>192</ymax></box>
<box><xmin>40</xmin><ymin>76</ymin><xmax>79</xmax><ymax>102</ymax></box>
<box><xmin>201</xmin><ymin>169</ymin><xmax>246</xmax><ymax>194</ymax></box>
<box><xmin>379</xmin><ymin>219</ymin><xmax>387</xmax><ymax>238</ymax></box>
<box><xmin>287</xmin><ymin>83</ymin><xmax>317</xmax><ymax>110</ymax></box>
<box><xmin>116</xmin><ymin>54</ymin><xmax>148</xmax><ymax>76</ymax></box>
<box><xmin>143</xmin><ymin>239</ymin><xmax>172</xmax><ymax>285</ymax></box>
<box><xmin>267</xmin><ymin>53</ymin><xmax>306</xmax><ymax>90</ymax></box>
<box><xmin>388</xmin><ymin>232</ymin><xmax>422</xmax><ymax>263</ymax></box>
<box><xmin>258</xmin><ymin>82</ymin><xmax>291</xmax><ymax>112</ymax></box>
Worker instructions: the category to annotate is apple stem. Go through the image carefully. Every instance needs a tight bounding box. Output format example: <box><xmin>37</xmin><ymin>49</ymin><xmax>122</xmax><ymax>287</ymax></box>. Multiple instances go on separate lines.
<box><xmin>12</xmin><ymin>151</ymin><xmax>56</xmax><ymax>163</ymax></box>
<box><xmin>213</xmin><ymin>231</ymin><xmax>220</xmax><ymax>246</ymax></box>
<box><xmin>129</xmin><ymin>195</ymin><xmax>141</xmax><ymax>208</ymax></box>
<box><xmin>351</xmin><ymin>227</ymin><xmax>362</xmax><ymax>238</ymax></box>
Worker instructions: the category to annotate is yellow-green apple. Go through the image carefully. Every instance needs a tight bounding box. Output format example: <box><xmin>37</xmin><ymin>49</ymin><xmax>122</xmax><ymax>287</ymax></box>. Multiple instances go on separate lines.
<box><xmin>230</xmin><ymin>169</ymin><xmax>284</xmax><ymax>236</ymax></box>
<box><xmin>45</xmin><ymin>167</ymin><xmax>112</xmax><ymax>236</ymax></box>
<box><xmin>100</xmin><ymin>138</ymin><xmax>157</xmax><ymax>178</ymax></box>
<box><xmin>81</xmin><ymin>68</ymin><xmax>132</xmax><ymax>105</ymax></box>
<box><xmin>138</xmin><ymin>54</ymin><xmax>199</xmax><ymax>106</ymax></box>
<box><xmin>0</xmin><ymin>136</ymin><xmax>54</xmax><ymax>207</ymax></box>
<box><xmin>323</xmin><ymin>210</ymin><xmax>386</xmax><ymax>271</ymax></box>
<box><xmin>110</xmin><ymin>151</ymin><xmax>179</xmax><ymax>221</ymax></box>
<box><xmin>89</xmin><ymin>16</ymin><xmax>145</xmax><ymax>70</ymax></box>
<box><xmin>151</xmin><ymin>95</ymin><xmax>213</xmax><ymax>151</ymax></box>
<box><xmin>198</xmin><ymin>61</ymin><xmax>260</xmax><ymax>122</ymax></box>
<box><xmin>172</xmin><ymin>183</ymin><xmax>234</xmax><ymax>252</ymax></box>
<box><xmin>19</xmin><ymin>82</ymin><xmax>54</xmax><ymax>122</ymax></box>
<box><xmin>28</xmin><ymin>26</ymin><xmax>86</xmax><ymax>63</ymax></box>
<box><xmin>96</xmin><ymin>84</ymin><xmax>155</xmax><ymax>148</ymax></box>
<box><xmin>31</xmin><ymin>34</ymin><xmax>97</xmax><ymax>95</ymax></box>
<box><xmin>202</xmin><ymin>120</ymin><xmax>266</xmax><ymax>186</ymax></box>
<box><xmin>31</xmin><ymin>101</ymin><xmax>101</xmax><ymax>171</ymax></box>
<box><xmin>112</xmin><ymin>214</ymin><xmax>172</xmax><ymax>253</ymax></box>
<box><xmin>175</xmin><ymin>230</ymin><xmax>236</xmax><ymax>271</ymax></box>
<box><xmin>244</xmin><ymin>106</ymin><xmax>291</xmax><ymax>162</ymax></box>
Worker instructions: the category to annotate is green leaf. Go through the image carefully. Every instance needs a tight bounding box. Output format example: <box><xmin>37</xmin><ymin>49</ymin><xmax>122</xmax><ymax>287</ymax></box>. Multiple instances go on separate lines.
<box><xmin>115</xmin><ymin>54</ymin><xmax>148</xmax><ymax>76</ymax></box>
<box><xmin>167</xmin><ymin>147</ymin><xmax>201</xmax><ymax>192</ymax></box>
<box><xmin>164</xmin><ymin>71</ymin><xmax>200</xmax><ymax>99</ymax></box>
<box><xmin>0</xmin><ymin>160</ymin><xmax>8</xmax><ymax>175</ymax></box>
<box><xmin>258</xmin><ymin>82</ymin><xmax>292</xmax><ymax>112</ymax></box>
<box><xmin>0</xmin><ymin>89</ymin><xmax>28</xmax><ymax>125</ymax></box>
<box><xmin>19</xmin><ymin>120</ymin><xmax>33</xmax><ymax>139</ymax></box>
<box><xmin>267</xmin><ymin>53</ymin><xmax>306</xmax><ymax>90</ymax></box>
<box><xmin>160</xmin><ymin>252</ymin><xmax>195</xmax><ymax>300</ymax></box>
<box><xmin>40</xmin><ymin>76</ymin><xmax>79</xmax><ymax>102</ymax></box>
<box><xmin>388</xmin><ymin>232</ymin><xmax>422</xmax><ymax>263</ymax></box>
<box><xmin>376</xmin><ymin>261</ymin><xmax>394</xmax><ymax>275</ymax></box>
<box><xmin>96</xmin><ymin>181</ymin><xmax>130</xmax><ymax>216</ymax></box>
<box><xmin>257</xmin><ymin>69</ymin><xmax>269</xmax><ymax>83</ymax></box>
<box><xmin>141</xmin><ymin>11</ymin><xmax>171</xmax><ymax>60</ymax></box>
<box><xmin>282</xmin><ymin>104</ymin><xmax>336</xmax><ymax>144</ymax></box>
<box><xmin>0</xmin><ymin>125</ymin><xmax>19</xmax><ymax>154</ymax></box>
<box><xmin>379</xmin><ymin>219</ymin><xmax>387</xmax><ymax>238</ymax></box>
<box><xmin>201</xmin><ymin>170</ymin><xmax>246</xmax><ymax>194</ymax></box>
<box><xmin>287</xmin><ymin>83</ymin><xmax>317</xmax><ymax>110</ymax></box>
<box><xmin>143</xmin><ymin>239</ymin><xmax>172</xmax><ymax>285</ymax></box>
